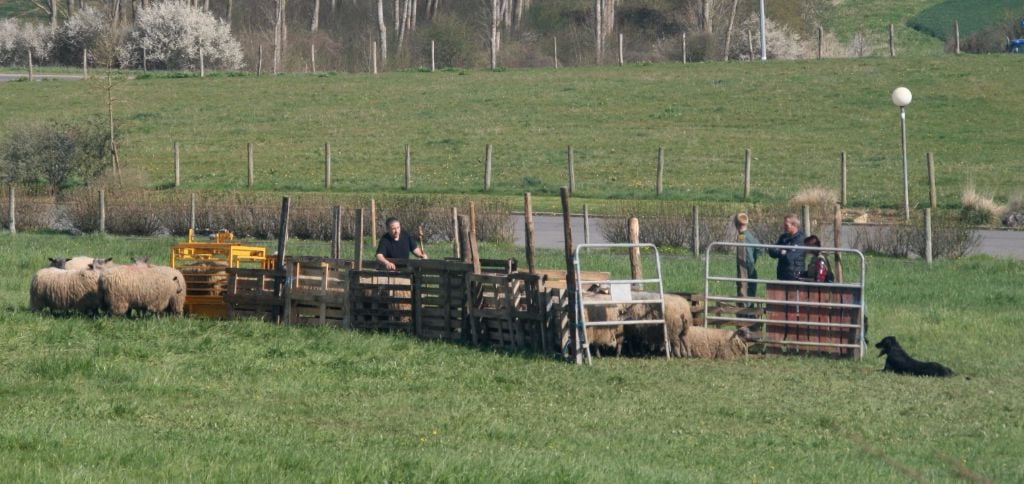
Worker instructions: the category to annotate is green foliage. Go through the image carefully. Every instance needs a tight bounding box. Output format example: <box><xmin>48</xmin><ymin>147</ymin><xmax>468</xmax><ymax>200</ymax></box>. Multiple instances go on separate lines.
<box><xmin>908</xmin><ymin>0</ymin><xmax>1023</xmax><ymax>42</ymax></box>
<box><xmin>414</xmin><ymin>14</ymin><xmax>480</xmax><ymax>69</ymax></box>
<box><xmin>0</xmin><ymin>118</ymin><xmax>112</xmax><ymax>191</ymax></box>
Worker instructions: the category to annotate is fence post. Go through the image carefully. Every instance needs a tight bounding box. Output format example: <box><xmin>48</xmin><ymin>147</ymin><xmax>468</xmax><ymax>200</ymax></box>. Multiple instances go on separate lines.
<box><xmin>743</xmin><ymin>148</ymin><xmax>752</xmax><ymax>199</ymax></box>
<box><xmin>682</xmin><ymin>32</ymin><xmax>687</xmax><ymax>64</ymax></box>
<box><xmin>83</xmin><ymin>48</ymin><xmax>88</xmax><ymax>80</ymax></box>
<box><xmin>618</xmin><ymin>33</ymin><xmax>624</xmax><ymax>66</ymax></box>
<box><xmin>199</xmin><ymin>45</ymin><xmax>205</xmax><ymax>77</ymax></box>
<box><xmin>354</xmin><ymin>208</ymin><xmax>364</xmax><ymax>270</ymax></box>
<box><xmin>833</xmin><ymin>203</ymin><xmax>844</xmax><ymax>282</ymax></box>
<box><xmin>174</xmin><ymin>142</ymin><xmax>181</xmax><ymax>188</ymax></box>
<box><xmin>247</xmin><ymin>143</ymin><xmax>254</xmax><ymax>187</ymax></box>
<box><xmin>840</xmin><ymin>151</ymin><xmax>848</xmax><ymax>206</ymax></box>
<box><xmin>567</xmin><ymin>146</ymin><xmax>575</xmax><ymax>194</ymax></box>
<box><xmin>190</xmin><ymin>193</ymin><xmax>196</xmax><ymax>231</ymax></box>
<box><xmin>583</xmin><ymin>203</ymin><xmax>591</xmax><ymax>244</ymax></box>
<box><xmin>656</xmin><ymin>147</ymin><xmax>665</xmax><ymax>195</ymax></box>
<box><xmin>431</xmin><ymin>40</ymin><xmax>436</xmax><ymax>72</ymax></box>
<box><xmin>257</xmin><ymin>45</ymin><xmax>263</xmax><ymax>76</ymax></box>
<box><xmin>331</xmin><ymin>205</ymin><xmax>342</xmax><ymax>259</ymax></box>
<box><xmin>560</xmin><ymin>186</ymin><xmax>580</xmax><ymax>364</ymax></box>
<box><xmin>802</xmin><ymin>205</ymin><xmax>811</xmax><ymax>234</ymax></box>
<box><xmin>817</xmin><ymin>26</ymin><xmax>823</xmax><ymax>59</ymax></box>
<box><xmin>927</xmin><ymin>152</ymin><xmax>937</xmax><ymax>209</ymax></box>
<box><xmin>142</xmin><ymin>47</ymin><xmax>147</xmax><ymax>71</ymax></box>
<box><xmin>628</xmin><ymin>217</ymin><xmax>641</xmax><ymax>290</ymax></box>
<box><xmin>458</xmin><ymin>214</ymin><xmax>471</xmax><ymax>264</ymax></box>
<box><xmin>924</xmin><ymin>208</ymin><xmax>933</xmax><ymax>264</ymax></box>
<box><xmin>370</xmin><ymin>198</ymin><xmax>377</xmax><ymax>244</ymax></box>
<box><xmin>372</xmin><ymin>41</ymin><xmax>378</xmax><ymax>75</ymax></box>
<box><xmin>7</xmin><ymin>185</ymin><xmax>14</xmax><ymax>234</ymax></box>
<box><xmin>311</xmin><ymin>43</ymin><xmax>317</xmax><ymax>73</ymax></box>
<box><xmin>324</xmin><ymin>142</ymin><xmax>332</xmax><ymax>189</ymax></box>
<box><xmin>691</xmin><ymin>205</ymin><xmax>700</xmax><ymax>257</ymax></box>
<box><xmin>888</xmin><ymin>24</ymin><xmax>895</xmax><ymax>57</ymax></box>
<box><xmin>524</xmin><ymin>192</ymin><xmax>535</xmax><ymax>273</ymax></box>
<box><xmin>276</xmin><ymin>196</ymin><xmax>291</xmax><ymax>323</ymax></box>
<box><xmin>404</xmin><ymin>144</ymin><xmax>411</xmax><ymax>190</ymax></box>
<box><xmin>484</xmin><ymin>144</ymin><xmax>493</xmax><ymax>191</ymax></box>
<box><xmin>27</xmin><ymin>50</ymin><xmax>33</xmax><ymax>81</ymax></box>
<box><xmin>553</xmin><ymin>37</ymin><xmax>559</xmax><ymax>68</ymax></box>
<box><xmin>954</xmin><ymin>20</ymin><xmax>961</xmax><ymax>55</ymax></box>
<box><xmin>451</xmin><ymin>207</ymin><xmax>460</xmax><ymax>258</ymax></box>
<box><xmin>469</xmin><ymin>202</ymin><xmax>480</xmax><ymax>274</ymax></box>
<box><xmin>98</xmin><ymin>189</ymin><xmax>106</xmax><ymax>234</ymax></box>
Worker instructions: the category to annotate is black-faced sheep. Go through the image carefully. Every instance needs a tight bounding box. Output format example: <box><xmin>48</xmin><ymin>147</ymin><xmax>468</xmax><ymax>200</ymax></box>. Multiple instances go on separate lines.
<box><xmin>99</xmin><ymin>263</ymin><xmax>185</xmax><ymax>316</ymax></box>
<box><xmin>622</xmin><ymin>293</ymin><xmax>693</xmax><ymax>357</ymax></box>
<box><xmin>681</xmin><ymin>325</ymin><xmax>757</xmax><ymax>360</ymax></box>
<box><xmin>29</xmin><ymin>258</ymin><xmax>110</xmax><ymax>314</ymax></box>
<box><xmin>63</xmin><ymin>256</ymin><xmax>100</xmax><ymax>271</ymax></box>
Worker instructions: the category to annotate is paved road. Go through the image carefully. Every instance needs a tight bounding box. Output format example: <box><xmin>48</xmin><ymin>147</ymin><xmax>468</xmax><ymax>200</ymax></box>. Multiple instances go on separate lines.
<box><xmin>0</xmin><ymin>73</ymin><xmax>83</xmax><ymax>82</ymax></box>
<box><xmin>511</xmin><ymin>215</ymin><xmax>1024</xmax><ymax>259</ymax></box>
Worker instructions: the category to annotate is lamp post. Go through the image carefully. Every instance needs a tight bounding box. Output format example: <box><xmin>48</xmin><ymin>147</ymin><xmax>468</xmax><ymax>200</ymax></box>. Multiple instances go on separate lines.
<box><xmin>892</xmin><ymin>86</ymin><xmax>912</xmax><ymax>221</ymax></box>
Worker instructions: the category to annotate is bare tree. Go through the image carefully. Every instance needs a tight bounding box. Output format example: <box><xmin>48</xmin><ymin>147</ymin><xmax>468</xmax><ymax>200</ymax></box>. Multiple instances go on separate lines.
<box><xmin>699</xmin><ymin>0</ymin><xmax>714</xmax><ymax>34</ymax></box>
<box><xmin>273</xmin><ymin>0</ymin><xmax>287</xmax><ymax>72</ymax></box>
<box><xmin>594</xmin><ymin>0</ymin><xmax>602</xmax><ymax>63</ymax></box>
<box><xmin>490</xmin><ymin>0</ymin><xmax>498</xmax><ymax>69</ymax></box>
<box><xmin>723</xmin><ymin>0</ymin><xmax>738</xmax><ymax>60</ymax></box>
<box><xmin>311</xmin><ymin>0</ymin><xmax>320</xmax><ymax>31</ymax></box>
<box><xmin>377</xmin><ymin>0</ymin><xmax>387</xmax><ymax>66</ymax></box>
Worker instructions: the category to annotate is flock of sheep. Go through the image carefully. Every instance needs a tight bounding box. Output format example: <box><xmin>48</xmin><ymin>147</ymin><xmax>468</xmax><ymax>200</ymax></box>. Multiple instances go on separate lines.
<box><xmin>583</xmin><ymin>289</ymin><xmax>756</xmax><ymax>360</ymax></box>
<box><xmin>30</xmin><ymin>256</ymin><xmax>186</xmax><ymax>317</ymax></box>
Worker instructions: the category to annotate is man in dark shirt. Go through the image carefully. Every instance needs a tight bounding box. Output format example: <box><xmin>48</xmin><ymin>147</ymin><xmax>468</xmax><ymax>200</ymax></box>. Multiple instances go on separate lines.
<box><xmin>767</xmin><ymin>214</ymin><xmax>805</xmax><ymax>281</ymax></box>
<box><xmin>375</xmin><ymin>217</ymin><xmax>428</xmax><ymax>271</ymax></box>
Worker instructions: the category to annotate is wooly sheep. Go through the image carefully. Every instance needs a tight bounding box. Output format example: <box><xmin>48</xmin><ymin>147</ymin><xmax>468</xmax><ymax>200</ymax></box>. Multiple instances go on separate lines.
<box><xmin>63</xmin><ymin>256</ymin><xmax>100</xmax><ymax>271</ymax></box>
<box><xmin>29</xmin><ymin>258</ymin><xmax>110</xmax><ymax>314</ymax></box>
<box><xmin>681</xmin><ymin>325</ymin><xmax>757</xmax><ymax>360</ymax></box>
<box><xmin>100</xmin><ymin>263</ymin><xmax>185</xmax><ymax>316</ymax></box>
<box><xmin>580</xmin><ymin>292</ymin><xmax>624</xmax><ymax>357</ymax></box>
<box><xmin>622</xmin><ymin>293</ymin><xmax>693</xmax><ymax>357</ymax></box>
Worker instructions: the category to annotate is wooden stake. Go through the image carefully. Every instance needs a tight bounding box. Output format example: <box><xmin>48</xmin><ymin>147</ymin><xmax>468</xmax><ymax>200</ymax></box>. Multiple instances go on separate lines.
<box><xmin>802</xmin><ymin>205</ymin><xmax>811</xmax><ymax>234</ymax></box>
<box><xmin>142</xmin><ymin>47</ymin><xmax>147</xmax><ymax>71</ymax></box>
<box><xmin>560</xmin><ymin>186</ymin><xmax>580</xmax><ymax>364</ymax></box>
<box><xmin>370</xmin><ymin>198</ymin><xmax>377</xmax><ymax>244</ymax></box>
<box><xmin>257</xmin><ymin>45</ymin><xmax>263</xmax><ymax>76</ymax></box>
<box><xmin>98</xmin><ymin>189</ymin><xmax>106</xmax><ymax>234</ymax></box>
<box><xmin>840</xmin><ymin>151</ymin><xmax>848</xmax><ymax>206</ymax></box>
<box><xmin>324</xmin><ymin>142</ymin><xmax>332</xmax><ymax>189</ymax></box>
<box><xmin>747</xmin><ymin>30</ymin><xmax>754</xmax><ymax>60</ymax></box>
<box><xmin>833</xmin><ymin>203</ymin><xmax>843</xmax><ymax>282</ymax></box>
<box><xmin>331</xmin><ymin>205</ymin><xmax>342</xmax><ymax>258</ymax></box>
<box><xmin>174</xmin><ymin>141</ymin><xmax>181</xmax><ymax>188</ymax></box>
<box><xmin>954</xmin><ymin>20</ymin><xmax>960</xmax><ymax>55</ymax></box>
<box><xmin>583</xmin><ymin>203</ymin><xmax>591</xmax><ymax>244</ymax></box>
<box><xmin>553</xmin><ymin>37</ymin><xmax>559</xmax><ymax>68</ymax></box>
<box><xmin>275</xmin><ymin>196</ymin><xmax>291</xmax><ymax>271</ymax></box>
<box><xmin>458</xmin><ymin>214</ymin><xmax>471</xmax><ymax>264</ymax></box>
<box><xmin>927</xmin><ymin>152</ymin><xmax>937</xmax><ymax>209</ymax></box>
<box><xmin>354</xmin><ymin>208</ymin><xmax>364</xmax><ymax>270</ymax></box>
<box><xmin>682</xmin><ymin>32</ymin><xmax>687</xmax><ymax>64</ymax></box>
<box><xmin>524</xmin><ymin>192</ymin><xmax>536</xmax><ymax>273</ymax></box>
<box><xmin>628</xmin><ymin>217</ymin><xmax>641</xmax><ymax>289</ymax></box>
<box><xmin>199</xmin><ymin>46</ymin><xmax>205</xmax><ymax>78</ymax></box>
<box><xmin>190</xmin><ymin>193</ymin><xmax>196</xmax><ymax>231</ymax></box>
<box><xmin>656</xmin><ymin>147</ymin><xmax>665</xmax><ymax>195</ymax></box>
<box><xmin>27</xmin><ymin>50</ymin><xmax>33</xmax><ymax>81</ymax></box>
<box><xmin>924</xmin><ymin>208</ymin><xmax>933</xmax><ymax>264</ymax></box>
<box><xmin>431</xmin><ymin>40</ymin><xmax>435</xmax><ymax>71</ymax></box>
<box><xmin>451</xmin><ymin>207</ymin><xmax>460</xmax><ymax>258</ymax></box>
<box><xmin>311</xmin><ymin>43</ymin><xmax>317</xmax><ymax>73</ymax></box>
<box><xmin>618</xmin><ymin>33</ymin><xmax>624</xmax><ymax>66</ymax></box>
<box><xmin>567</xmin><ymin>146</ymin><xmax>575</xmax><ymax>194</ymax></box>
<box><xmin>404</xmin><ymin>144</ymin><xmax>411</xmax><ymax>190</ymax></box>
<box><xmin>469</xmin><ymin>202</ymin><xmax>480</xmax><ymax>274</ymax></box>
<box><xmin>889</xmin><ymin>23</ymin><xmax>895</xmax><ymax>57</ymax></box>
<box><xmin>743</xmin><ymin>148</ymin><xmax>752</xmax><ymax>199</ymax></box>
<box><xmin>372</xmin><ymin>41</ymin><xmax>378</xmax><ymax>74</ymax></box>
<box><xmin>7</xmin><ymin>186</ymin><xmax>14</xmax><ymax>234</ymax></box>
<box><xmin>691</xmin><ymin>205</ymin><xmax>700</xmax><ymax>256</ymax></box>
<box><xmin>83</xmin><ymin>48</ymin><xmax>88</xmax><ymax>80</ymax></box>
<box><xmin>817</xmin><ymin>26</ymin><xmax>823</xmax><ymax>59</ymax></box>
<box><xmin>247</xmin><ymin>142</ymin><xmax>254</xmax><ymax>187</ymax></box>
<box><xmin>484</xmin><ymin>144</ymin><xmax>493</xmax><ymax>191</ymax></box>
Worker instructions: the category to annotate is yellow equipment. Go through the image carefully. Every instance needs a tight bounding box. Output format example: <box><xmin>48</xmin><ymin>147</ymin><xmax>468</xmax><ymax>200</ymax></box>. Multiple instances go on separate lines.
<box><xmin>171</xmin><ymin>229</ymin><xmax>273</xmax><ymax>317</ymax></box>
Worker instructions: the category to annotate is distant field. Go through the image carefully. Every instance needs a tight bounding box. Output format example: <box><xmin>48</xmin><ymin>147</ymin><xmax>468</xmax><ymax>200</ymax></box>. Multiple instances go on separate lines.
<box><xmin>1</xmin><ymin>232</ymin><xmax>1022</xmax><ymax>480</ymax></box>
<box><xmin>908</xmin><ymin>0</ymin><xmax>1024</xmax><ymax>41</ymax></box>
<box><xmin>829</xmin><ymin>0</ymin><xmax>946</xmax><ymax>55</ymax></box>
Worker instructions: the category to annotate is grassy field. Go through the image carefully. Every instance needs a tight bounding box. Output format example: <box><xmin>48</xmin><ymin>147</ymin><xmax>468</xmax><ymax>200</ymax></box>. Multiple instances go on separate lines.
<box><xmin>830</xmin><ymin>0</ymin><xmax>946</xmax><ymax>55</ymax></box>
<box><xmin>908</xmin><ymin>0</ymin><xmax>1024</xmax><ymax>41</ymax></box>
<box><xmin>2</xmin><ymin>55</ymin><xmax>1023</xmax><ymax>211</ymax></box>
<box><xmin>1</xmin><ymin>232</ymin><xmax>1022</xmax><ymax>480</ymax></box>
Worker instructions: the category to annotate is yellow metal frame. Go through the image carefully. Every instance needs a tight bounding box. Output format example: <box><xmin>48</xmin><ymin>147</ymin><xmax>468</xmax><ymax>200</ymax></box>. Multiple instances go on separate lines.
<box><xmin>171</xmin><ymin>229</ymin><xmax>273</xmax><ymax>317</ymax></box>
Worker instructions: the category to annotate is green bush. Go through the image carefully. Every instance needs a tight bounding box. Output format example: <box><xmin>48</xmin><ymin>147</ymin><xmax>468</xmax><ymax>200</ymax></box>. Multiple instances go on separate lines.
<box><xmin>0</xmin><ymin>118</ymin><xmax>113</xmax><ymax>192</ymax></box>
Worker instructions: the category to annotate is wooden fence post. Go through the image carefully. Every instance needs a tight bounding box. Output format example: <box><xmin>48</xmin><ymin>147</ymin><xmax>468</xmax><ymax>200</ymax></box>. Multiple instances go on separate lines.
<box><xmin>656</xmin><ymin>147</ymin><xmax>665</xmax><ymax>195</ymax></box>
<box><xmin>199</xmin><ymin>45</ymin><xmax>205</xmax><ymax>77</ymax></box>
<box><xmin>451</xmin><ymin>207</ymin><xmax>460</xmax><ymax>258</ymax></box>
<box><xmin>743</xmin><ymin>148</ymin><xmax>752</xmax><ymax>199</ymax></box>
<box><xmin>247</xmin><ymin>143</ymin><xmax>254</xmax><ymax>187</ymax></box>
<box><xmin>618</xmin><ymin>33</ymin><xmax>624</xmax><ymax>66</ymax></box>
<box><xmin>257</xmin><ymin>45</ymin><xmax>263</xmax><ymax>76</ymax></box>
<box><xmin>27</xmin><ymin>50</ymin><xmax>33</xmax><ymax>81</ymax></box>
<box><xmin>431</xmin><ymin>40</ymin><xmax>436</xmax><ymax>72</ymax></box>
<box><xmin>583</xmin><ymin>203</ymin><xmax>591</xmax><ymax>244</ymax></box>
<box><xmin>567</xmin><ymin>146</ymin><xmax>575</xmax><ymax>194</ymax></box>
<box><xmin>7</xmin><ymin>186</ymin><xmax>14</xmax><ymax>234</ymax></box>
<box><xmin>524</xmin><ymin>192</ymin><xmax>536</xmax><ymax>273</ymax></box>
<box><xmin>840</xmin><ymin>151</ymin><xmax>848</xmax><ymax>206</ymax></box>
<box><xmin>354</xmin><ymin>208</ymin><xmax>364</xmax><ymax>270</ymax></box>
<box><xmin>954</xmin><ymin>20</ymin><xmax>961</xmax><ymax>55</ymax></box>
<box><xmin>372</xmin><ymin>41</ymin><xmax>378</xmax><ymax>74</ymax></box>
<box><xmin>833</xmin><ymin>203</ymin><xmax>843</xmax><ymax>282</ymax></box>
<box><xmin>817</xmin><ymin>26</ymin><xmax>823</xmax><ymax>59</ymax></box>
<box><xmin>98</xmin><ymin>189</ymin><xmax>106</xmax><ymax>234</ymax></box>
<box><xmin>142</xmin><ymin>47</ymin><xmax>147</xmax><ymax>71</ymax></box>
<box><xmin>331</xmin><ymin>205</ymin><xmax>342</xmax><ymax>259</ymax></box>
<box><xmin>484</xmin><ymin>144</ymin><xmax>493</xmax><ymax>191</ymax></box>
<box><xmin>924</xmin><ymin>208</ymin><xmax>933</xmax><ymax>264</ymax></box>
<box><xmin>628</xmin><ymin>217</ymin><xmax>641</xmax><ymax>289</ymax></box>
<box><xmin>311</xmin><ymin>43</ymin><xmax>317</xmax><ymax>73</ymax></box>
<box><xmin>468</xmin><ymin>202</ymin><xmax>480</xmax><ymax>274</ymax></box>
<box><xmin>747</xmin><ymin>30</ymin><xmax>754</xmax><ymax>60</ymax></box>
<box><xmin>324</xmin><ymin>142</ymin><xmax>332</xmax><ymax>189</ymax></box>
<box><xmin>458</xmin><ymin>214</ymin><xmax>471</xmax><ymax>264</ymax></box>
<box><xmin>927</xmin><ymin>152</ymin><xmax>937</xmax><ymax>209</ymax></box>
<box><xmin>889</xmin><ymin>24</ymin><xmax>895</xmax><ymax>57</ymax></box>
<box><xmin>276</xmin><ymin>196</ymin><xmax>291</xmax><ymax>323</ymax></box>
<box><xmin>83</xmin><ymin>48</ymin><xmax>88</xmax><ymax>80</ymax></box>
<box><xmin>553</xmin><ymin>37</ymin><xmax>559</xmax><ymax>68</ymax></box>
<box><xmin>190</xmin><ymin>193</ymin><xmax>196</xmax><ymax>231</ymax></box>
<box><xmin>404</xmin><ymin>144</ymin><xmax>411</xmax><ymax>190</ymax></box>
<box><xmin>560</xmin><ymin>186</ymin><xmax>580</xmax><ymax>364</ymax></box>
<box><xmin>802</xmin><ymin>205</ymin><xmax>811</xmax><ymax>234</ymax></box>
<box><xmin>174</xmin><ymin>142</ymin><xmax>181</xmax><ymax>188</ymax></box>
<box><xmin>370</xmin><ymin>198</ymin><xmax>377</xmax><ymax>244</ymax></box>
<box><xmin>682</xmin><ymin>32</ymin><xmax>687</xmax><ymax>64</ymax></box>
<box><xmin>691</xmin><ymin>205</ymin><xmax>700</xmax><ymax>256</ymax></box>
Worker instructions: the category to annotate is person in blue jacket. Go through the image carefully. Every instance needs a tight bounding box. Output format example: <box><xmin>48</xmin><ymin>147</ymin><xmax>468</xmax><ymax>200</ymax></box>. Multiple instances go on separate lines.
<box><xmin>767</xmin><ymin>214</ymin><xmax>805</xmax><ymax>281</ymax></box>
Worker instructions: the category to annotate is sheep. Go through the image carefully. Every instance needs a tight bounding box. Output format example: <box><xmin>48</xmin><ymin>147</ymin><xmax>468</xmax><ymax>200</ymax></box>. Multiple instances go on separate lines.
<box><xmin>99</xmin><ymin>263</ymin><xmax>185</xmax><ymax>316</ymax></box>
<box><xmin>64</xmin><ymin>256</ymin><xmax>100</xmax><ymax>271</ymax></box>
<box><xmin>579</xmin><ymin>292</ymin><xmax>624</xmax><ymax>357</ymax></box>
<box><xmin>681</xmin><ymin>325</ymin><xmax>757</xmax><ymax>360</ymax></box>
<box><xmin>29</xmin><ymin>258</ymin><xmax>110</xmax><ymax>314</ymax></box>
<box><xmin>622</xmin><ymin>293</ymin><xmax>693</xmax><ymax>358</ymax></box>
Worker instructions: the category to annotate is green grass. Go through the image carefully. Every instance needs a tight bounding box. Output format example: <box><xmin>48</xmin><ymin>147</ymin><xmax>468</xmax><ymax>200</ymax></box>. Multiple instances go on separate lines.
<box><xmin>1</xmin><ymin>232</ymin><xmax>1022</xmax><ymax>480</ymax></box>
<box><xmin>3</xmin><ymin>55</ymin><xmax>1023</xmax><ymax>210</ymax></box>
<box><xmin>908</xmin><ymin>0</ymin><xmax>1024</xmax><ymax>41</ymax></box>
<box><xmin>829</xmin><ymin>0</ymin><xmax>947</xmax><ymax>55</ymax></box>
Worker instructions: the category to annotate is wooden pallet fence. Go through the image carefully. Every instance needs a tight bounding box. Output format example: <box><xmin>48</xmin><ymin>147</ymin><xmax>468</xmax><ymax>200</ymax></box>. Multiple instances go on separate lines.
<box><xmin>224</xmin><ymin>267</ymin><xmax>288</xmax><ymax>321</ymax></box>
<box><xmin>468</xmin><ymin>272</ymin><xmax>546</xmax><ymax>350</ymax></box>
<box><xmin>284</xmin><ymin>256</ymin><xmax>351</xmax><ymax>326</ymax></box>
<box><xmin>412</xmin><ymin>259</ymin><xmax>471</xmax><ymax>341</ymax></box>
<box><xmin>349</xmin><ymin>268</ymin><xmax>416</xmax><ymax>332</ymax></box>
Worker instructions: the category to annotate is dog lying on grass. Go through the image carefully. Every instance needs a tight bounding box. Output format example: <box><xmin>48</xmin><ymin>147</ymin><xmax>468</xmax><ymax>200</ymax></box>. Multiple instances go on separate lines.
<box><xmin>875</xmin><ymin>336</ymin><xmax>954</xmax><ymax>377</ymax></box>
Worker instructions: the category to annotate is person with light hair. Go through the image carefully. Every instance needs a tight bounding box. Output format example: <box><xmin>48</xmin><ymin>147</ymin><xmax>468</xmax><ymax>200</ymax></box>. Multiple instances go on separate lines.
<box><xmin>733</xmin><ymin>212</ymin><xmax>761</xmax><ymax>301</ymax></box>
<box><xmin>767</xmin><ymin>214</ymin><xmax>805</xmax><ymax>281</ymax></box>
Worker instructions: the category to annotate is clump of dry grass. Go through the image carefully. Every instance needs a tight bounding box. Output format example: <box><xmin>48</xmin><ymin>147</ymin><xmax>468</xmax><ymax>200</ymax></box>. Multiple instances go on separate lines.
<box><xmin>960</xmin><ymin>186</ymin><xmax>1006</xmax><ymax>225</ymax></box>
<box><xmin>789</xmin><ymin>187</ymin><xmax>838</xmax><ymax>208</ymax></box>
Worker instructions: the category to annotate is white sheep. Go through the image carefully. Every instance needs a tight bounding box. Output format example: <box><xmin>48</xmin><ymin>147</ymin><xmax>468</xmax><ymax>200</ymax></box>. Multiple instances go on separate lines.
<box><xmin>682</xmin><ymin>325</ymin><xmax>756</xmax><ymax>360</ymax></box>
<box><xmin>100</xmin><ymin>263</ymin><xmax>185</xmax><ymax>316</ymax></box>
<box><xmin>623</xmin><ymin>293</ymin><xmax>693</xmax><ymax>357</ymax></box>
<box><xmin>580</xmin><ymin>293</ymin><xmax>624</xmax><ymax>357</ymax></box>
<box><xmin>29</xmin><ymin>259</ymin><xmax>110</xmax><ymax>314</ymax></box>
<box><xmin>63</xmin><ymin>256</ymin><xmax>99</xmax><ymax>271</ymax></box>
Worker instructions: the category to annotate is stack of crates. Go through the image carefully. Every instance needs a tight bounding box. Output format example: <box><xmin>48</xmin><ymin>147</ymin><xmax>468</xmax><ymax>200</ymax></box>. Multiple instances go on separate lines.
<box><xmin>170</xmin><ymin>229</ymin><xmax>273</xmax><ymax>317</ymax></box>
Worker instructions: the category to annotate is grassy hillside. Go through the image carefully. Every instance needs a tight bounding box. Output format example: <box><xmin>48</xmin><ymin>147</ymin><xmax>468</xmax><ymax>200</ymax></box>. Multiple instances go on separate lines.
<box><xmin>1</xmin><ymin>233</ymin><xmax>1023</xmax><ymax>480</ymax></box>
<box><xmin>3</xmin><ymin>55</ymin><xmax>1023</xmax><ymax>209</ymax></box>
<box><xmin>829</xmin><ymin>0</ymin><xmax>946</xmax><ymax>55</ymax></box>
<box><xmin>908</xmin><ymin>0</ymin><xmax>1024</xmax><ymax>41</ymax></box>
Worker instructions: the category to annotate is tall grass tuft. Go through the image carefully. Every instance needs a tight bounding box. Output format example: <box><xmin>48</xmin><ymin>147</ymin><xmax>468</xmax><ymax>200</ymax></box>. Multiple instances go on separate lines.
<box><xmin>960</xmin><ymin>186</ymin><xmax>1005</xmax><ymax>225</ymax></box>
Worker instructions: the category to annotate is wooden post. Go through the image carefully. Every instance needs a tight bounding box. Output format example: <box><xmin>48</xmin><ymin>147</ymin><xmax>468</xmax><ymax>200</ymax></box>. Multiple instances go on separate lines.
<box><xmin>331</xmin><ymin>205</ymin><xmax>342</xmax><ymax>259</ymax></box>
<box><xmin>567</xmin><ymin>146</ymin><xmax>575</xmax><ymax>194</ymax></box>
<box><xmin>682</xmin><ymin>32</ymin><xmax>687</xmax><ymax>64</ymax></box>
<box><xmin>174</xmin><ymin>142</ymin><xmax>181</xmax><ymax>188</ymax></box>
<box><xmin>190</xmin><ymin>193</ymin><xmax>196</xmax><ymax>231</ymax></box>
<box><xmin>833</xmin><ymin>203</ymin><xmax>843</xmax><ymax>282</ymax></box>
<box><xmin>484</xmin><ymin>144</ymin><xmax>493</xmax><ymax>191</ymax></box>
<box><xmin>83</xmin><ymin>48</ymin><xmax>88</xmax><ymax>80</ymax></box>
<box><xmin>98</xmin><ymin>189</ymin><xmax>106</xmax><ymax>234</ymax></box>
<box><xmin>7</xmin><ymin>186</ymin><xmax>14</xmax><ymax>234</ymax></box>
<box><xmin>370</xmin><ymin>198</ymin><xmax>377</xmax><ymax>244</ymax></box>
<box><xmin>747</xmin><ymin>30</ymin><xmax>754</xmax><ymax>60</ymax></box>
<box><xmin>458</xmin><ymin>214</ymin><xmax>471</xmax><ymax>264</ymax></box>
<box><xmin>954</xmin><ymin>20</ymin><xmax>960</xmax><ymax>55</ymax></box>
<box><xmin>354</xmin><ymin>208</ymin><xmax>364</xmax><ymax>270</ymax></box>
<box><xmin>276</xmin><ymin>196</ymin><xmax>290</xmax><ymax>270</ymax></box>
<box><xmin>618</xmin><ymin>33</ymin><xmax>624</xmax><ymax>66</ymax></box>
<box><xmin>257</xmin><ymin>45</ymin><xmax>263</xmax><ymax>76</ymax></box>
<box><xmin>656</xmin><ymin>147</ymin><xmax>665</xmax><ymax>195</ymax></box>
<box><xmin>927</xmin><ymin>152</ymin><xmax>937</xmax><ymax>209</ymax></box>
<box><xmin>743</xmin><ymin>148</ymin><xmax>752</xmax><ymax>199</ymax></box>
<box><xmin>840</xmin><ymin>151</ymin><xmax>848</xmax><ymax>206</ymax></box>
<box><xmin>924</xmin><ymin>208</ymin><xmax>933</xmax><ymax>264</ymax></box>
<box><xmin>583</xmin><ymin>203</ymin><xmax>591</xmax><ymax>244</ymax></box>
<box><xmin>404</xmin><ymin>144</ymin><xmax>411</xmax><ymax>190</ymax></box>
<box><xmin>324</xmin><ymin>142</ymin><xmax>332</xmax><ymax>189</ymax></box>
<box><xmin>817</xmin><ymin>26</ymin><xmax>823</xmax><ymax>59</ymax></box>
<box><xmin>311</xmin><ymin>43</ymin><xmax>317</xmax><ymax>73</ymax></box>
<box><xmin>247</xmin><ymin>143</ymin><xmax>254</xmax><ymax>187</ymax></box>
<box><xmin>628</xmin><ymin>217</ymin><xmax>641</xmax><ymax>289</ymax></box>
<box><xmin>691</xmin><ymin>205</ymin><xmax>700</xmax><ymax>257</ymax></box>
<box><xmin>199</xmin><ymin>45</ymin><xmax>205</xmax><ymax>77</ymax></box>
<box><xmin>451</xmin><ymin>207</ymin><xmax>460</xmax><ymax>258</ymax></box>
<box><xmin>560</xmin><ymin>186</ymin><xmax>580</xmax><ymax>364</ymax></box>
<box><xmin>888</xmin><ymin>24</ymin><xmax>895</xmax><ymax>57</ymax></box>
<box><xmin>430</xmin><ymin>40</ymin><xmax>436</xmax><ymax>72</ymax></box>
<box><xmin>372</xmin><ymin>41</ymin><xmax>378</xmax><ymax>74</ymax></box>
<box><xmin>469</xmin><ymin>202</ymin><xmax>480</xmax><ymax>274</ymax></box>
<box><xmin>802</xmin><ymin>205</ymin><xmax>811</xmax><ymax>235</ymax></box>
<box><xmin>142</xmin><ymin>47</ymin><xmax>147</xmax><ymax>71</ymax></box>
<box><xmin>524</xmin><ymin>192</ymin><xmax>536</xmax><ymax>273</ymax></box>
<box><xmin>27</xmin><ymin>50</ymin><xmax>33</xmax><ymax>81</ymax></box>
<box><xmin>553</xmin><ymin>37</ymin><xmax>559</xmax><ymax>68</ymax></box>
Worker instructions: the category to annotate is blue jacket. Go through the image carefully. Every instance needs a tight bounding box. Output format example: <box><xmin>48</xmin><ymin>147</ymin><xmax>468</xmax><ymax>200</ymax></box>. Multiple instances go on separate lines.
<box><xmin>767</xmin><ymin>230</ymin><xmax>805</xmax><ymax>280</ymax></box>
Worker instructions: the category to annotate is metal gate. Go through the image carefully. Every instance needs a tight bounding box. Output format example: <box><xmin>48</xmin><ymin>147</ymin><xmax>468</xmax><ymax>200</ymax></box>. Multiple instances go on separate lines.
<box><xmin>574</xmin><ymin>243</ymin><xmax>669</xmax><ymax>365</ymax></box>
<box><xmin>704</xmin><ymin>242</ymin><xmax>867</xmax><ymax>358</ymax></box>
